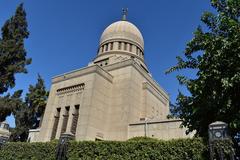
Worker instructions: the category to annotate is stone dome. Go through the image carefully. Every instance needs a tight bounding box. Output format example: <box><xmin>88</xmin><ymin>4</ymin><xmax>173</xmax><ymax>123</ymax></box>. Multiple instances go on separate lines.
<box><xmin>100</xmin><ymin>20</ymin><xmax>144</xmax><ymax>50</ymax></box>
<box><xmin>94</xmin><ymin>19</ymin><xmax>147</xmax><ymax>70</ymax></box>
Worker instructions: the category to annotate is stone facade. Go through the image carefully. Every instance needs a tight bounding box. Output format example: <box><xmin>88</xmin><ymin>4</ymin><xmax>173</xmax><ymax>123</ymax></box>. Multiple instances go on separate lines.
<box><xmin>30</xmin><ymin>17</ymin><xmax>193</xmax><ymax>142</ymax></box>
<box><xmin>129</xmin><ymin>119</ymin><xmax>194</xmax><ymax>140</ymax></box>
<box><xmin>0</xmin><ymin>122</ymin><xmax>10</xmax><ymax>139</ymax></box>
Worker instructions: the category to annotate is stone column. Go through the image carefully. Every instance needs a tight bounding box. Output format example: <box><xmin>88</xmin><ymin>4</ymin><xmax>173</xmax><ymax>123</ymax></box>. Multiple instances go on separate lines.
<box><xmin>103</xmin><ymin>44</ymin><xmax>106</xmax><ymax>52</ymax></box>
<box><xmin>98</xmin><ymin>46</ymin><xmax>102</xmax><ymax>54</ymax></box>
<box><xmin>127</xmin><ymin>43</ymin><xmax>130</xmax><ymax>52</ymax></box>
<box><xmin>108</xmin><ymin>43</ymin><xmax>111</xmax><ymax>51</ymax></box>
<box><xmin>66</xmin><ymin>106</ymin><xmax>74</xmax><ymax>134</ymax></box>
<box><xmin>132</xmin><ymin>45</ymin><xmax>137</xmax><ymax>55</ymax></box>
<box><xmin>137</xmin><ymin>48</ymin><xmax>140</xmax><ymax>56</ymax></box>
<box><xmin>113</xmin><ymin>42</ymin><xmax>117</xmax><ymax>50</ymax></box>
<box><xmin>121</xmin><ymin>42</ymin><xmax>124</xmax><ymax>50</ymax></box>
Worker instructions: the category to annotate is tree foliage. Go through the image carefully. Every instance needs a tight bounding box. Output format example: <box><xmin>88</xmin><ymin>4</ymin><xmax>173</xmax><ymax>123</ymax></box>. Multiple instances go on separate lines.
<box><xmin>0</xmin><ymin>3</ymin><xmax>31</xmax><ymax>122</ymax></box>
<box><xmin>0</xmin><ymin>138</ymin><xmax>207</xmax><ymax>160</ymax></box>
<box><xmin>0</xmin><ymin>90</ymin><xmax>23</xmax><ymax>122</ymax></box>
<box><xmin>0</xmin><ymin>4</ymin><xmax>48</xmax><ymax>142</ymax></box>
<box><xmin>0</xmin><ymin>3</ymin><xmax>31</xmax><ymax>94</ymax></box>
<box><xmin>166</xmin><ymin>0</ymin><xmax>240</xmax><ymax>138</ymax></box>
<box><xmin>25</xmin><ymin>74</ymin><xmax>49</xmax><ymax>128</ymax></box>
<box><xmin>10</xmin><ymin>101</ymin><xmax>34</xmax><ymax>142</ymax></box>
<box><xmin>10</xmin><ymin>75</ymin><xmax>48</xmax><ymax>142</ymax></box>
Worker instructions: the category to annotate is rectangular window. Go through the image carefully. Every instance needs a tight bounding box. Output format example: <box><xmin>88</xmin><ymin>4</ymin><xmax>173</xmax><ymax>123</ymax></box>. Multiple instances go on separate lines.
<box><xmin>101</xmin><ymin>46</ymin><xmax>104</xmax><ymax>52</ymax></box>
<box><xmin>124</xmin><ymin>43</ymin><xmax>127</xmax><ymax>50</ymax></box>
<box><xmin>118</xmin><ymin>42</ymin><xmax>121</xmax><ymax>50</ymax></box>
<box><xmin>105</xmin><ymin>44</ymin><xmax>108</xmax><ymax>51</ymax></box>
<box><xmin>110</xmin><ymin>43</ymin><xmax>113</xmax><ymax>50</ymax></box>
<box><xmin>71</xmin><ymin>105</ymin><xmax>80</xmax><ymax>134</ymax></box>
<box><xmin>61</xmin><ymin>106</ymin><xmax>70</xmax><ymax>134</ymax></box>
<box><xmin>51</xmin><ymin>108</ymin><xmax>61</xmax><ymax>140</ymax></box>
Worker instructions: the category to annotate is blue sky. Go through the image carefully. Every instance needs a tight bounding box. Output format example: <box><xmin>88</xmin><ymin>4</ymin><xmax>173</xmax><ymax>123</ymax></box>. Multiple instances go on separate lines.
<box><xmin>1</xmin><ymin>0</ymin><xmax>214</xmax><ymax>127</ymax></box>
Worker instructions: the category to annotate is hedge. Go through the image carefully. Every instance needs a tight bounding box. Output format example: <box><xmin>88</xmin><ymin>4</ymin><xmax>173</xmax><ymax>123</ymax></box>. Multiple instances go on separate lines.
<box><xmin>211</xmin><ymin>139</ymin><xmax>235</xmax><ymax>159</ymax></box>
<box><xmin>67</xmin><ymin>138</ymin><xmax>207</xmax><ymax>160</ymax></box>
<box><xmin>0</xmin><ymin>138</ymin><xmax>208</xmax><ymax>160</ymax></box>
<box><xmin>0</xmin><ymin>141</ymin><xmax>57</xmax><ymax>160</ymax></box>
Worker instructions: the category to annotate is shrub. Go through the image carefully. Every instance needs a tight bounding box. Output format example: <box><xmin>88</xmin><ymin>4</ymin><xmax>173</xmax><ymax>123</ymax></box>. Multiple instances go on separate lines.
<box><xmin>0</xmin><ymin>141</ymin><xmax>57</xmax><ymax>160</ymax></box>
<box><xmin>0</xmin><ymin>138</ymin><xmax>207</xmax><ymax>160</ymax></box>
<box><xmin>211</xmin><ymin>139</ymin><xmax>235</xmax><ymax>160</ymax></box>
<box><xmin>127</xmin><ymin>136</ymin><xmax>159</xmax><ymax>142</ymax></box>
<box><xmin>67</xmin><ymin>138</ymin><xmax>207</xmax><ymax>160</ymax></box>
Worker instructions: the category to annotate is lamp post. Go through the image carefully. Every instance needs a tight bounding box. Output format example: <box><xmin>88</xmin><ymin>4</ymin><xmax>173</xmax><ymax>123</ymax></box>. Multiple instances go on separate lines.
<box><xmin>56</xmin><ymin>133</ymin><xmax>75</xmax><ymax>160</ymax></box>
<box><xmin>140</xmin><ymin>117</ymin><xmax>154</xmax><ymax>137</ymax></box>
<box><xmin>0</xmin><ymin>136</ymin><xmax>8</xmax><ymax>149</ymax></box>
<box><xmin>144</xmin><ymin>118</ymin><xmax>147</xmax><ymax>137</ymax></box>
<box><xmin>208</xmin><ymin>121</ymin><xmax>234</xmax><ymax>160</ymax></box>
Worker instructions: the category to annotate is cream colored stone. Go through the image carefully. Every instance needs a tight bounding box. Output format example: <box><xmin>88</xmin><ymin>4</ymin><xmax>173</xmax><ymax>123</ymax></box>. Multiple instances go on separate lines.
<box><xmin>0</xmin><ymin>121</ymin><xmax>10</xmax><ymax>139</ymax></box>
<box><xmin>128</xmin><ymin>120</ymin><xmax>194</xmax><ymax>140</ymax></box>
<box><xmin>29</xmin><ymin>17</ymin><xmax>193</xmax><ymax>142</ymax></box>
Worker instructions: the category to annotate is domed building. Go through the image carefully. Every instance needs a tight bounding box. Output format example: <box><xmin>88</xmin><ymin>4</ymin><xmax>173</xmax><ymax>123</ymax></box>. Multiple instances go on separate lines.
<box><xmin>30</xmin><ymin>12</ymin><xmax>192</xmax><ymax>142</ymax></box>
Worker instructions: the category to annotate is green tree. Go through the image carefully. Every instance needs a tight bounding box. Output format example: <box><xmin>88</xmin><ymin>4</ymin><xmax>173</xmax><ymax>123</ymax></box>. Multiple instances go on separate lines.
<box><xmin>0</xmin><ymin>3</ymin><xmax>31</xmax><ymax>121</ymax></box>
<box><xmin>10</xmin><ymin>75</ymin><xmax>48</xmax><ymax>141</ymax></box>
<box><xmin>25</xmin><ymin>74</ymin><xmax>49</xmax><ymax>128</ymax></box>
<box><xmin>10</xmin><ymin>99</ymin><xmax>33</xmax><ymax>142</ymax></box>
<box><xmin>166</xmin><ymin>0</ymin><xmax>240</xmax><ymax>138</ymax></box>
<box><xmin>0</xmin><ymin>90</ymin><xmax>23</xmax><ymax>122</ymax></box>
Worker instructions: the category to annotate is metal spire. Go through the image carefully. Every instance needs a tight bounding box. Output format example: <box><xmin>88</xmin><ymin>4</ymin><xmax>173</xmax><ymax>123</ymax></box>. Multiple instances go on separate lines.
<box><xmin>122</xmin><ymin>8</ymin><xmax>128</xmax><ymax>21</ymax></box>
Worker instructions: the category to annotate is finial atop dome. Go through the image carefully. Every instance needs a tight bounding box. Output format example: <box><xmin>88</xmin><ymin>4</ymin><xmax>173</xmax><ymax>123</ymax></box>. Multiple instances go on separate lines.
<box><xmin>122</xmin><ymin>8</ymin><xmax>128</xmax><ymax>21</ymax></box>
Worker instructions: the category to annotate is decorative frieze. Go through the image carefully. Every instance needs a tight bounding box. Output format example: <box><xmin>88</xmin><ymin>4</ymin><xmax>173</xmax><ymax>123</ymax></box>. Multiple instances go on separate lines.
<box><xmin>56</xmin><ymin>83</ymin><xmax>85</xmax><ymax>95</ymax></box>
